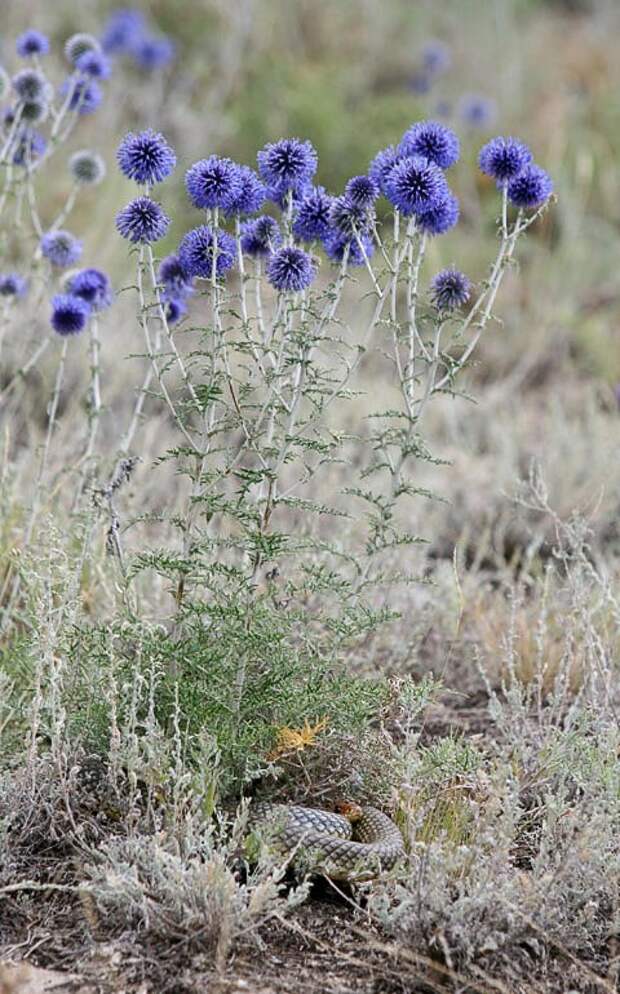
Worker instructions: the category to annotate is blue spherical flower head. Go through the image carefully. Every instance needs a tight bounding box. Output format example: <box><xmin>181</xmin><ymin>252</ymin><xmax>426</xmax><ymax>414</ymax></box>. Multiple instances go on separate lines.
<box><xmin>507</xmin><ymin>164</ymin><xmax>553</xmax><ymax>208</ymax></box>
<box><xmin>399</xmin><ymin>121</ymin><xmax>460</xmax><ymax>169</ymax></box>
<box><xmin>41</xmin><ymin>229</ymin><xmax>83</xmax><ymax>268</ymax></box>
<box><xmin>60</xmin><ymin>78</ymin><xmax>102</xmax><ymax>115</ymax></box>
<box><xmin>225</xmin><ymin>164</ymin><xmax>266</xmax><ymax>217</ymax></box>
<box><xmin>64</xmin><ymin>34</ymin><xmax>101</xmax><ymax>65</ymax></box>
<box><xmin>478</xmin><ymin>136</ymin><xmax>532</xmax><ymax>183</ymax></box>
<box><xmin>323</xmin><ymin>232</ymin><xmax>375</xmax><ymax>267</ymax></box>
<box><xmin>116</xmin><ymin>197</ymin><xmax>170</xmax><ymax>243</ymax></box>
<box><xmin>158</xmin><ymin>254</ymin><xmax>193</xmax><ymax>297</ymax></box>
<box><xmin>132</xmin><ymin>36</ymin><xmax>175</xmax><ymax>71</ymax></box>
<box><xmin>178</xmin><ymin>226</ymin><xmax>236</xmax><ymax>280</ymax></box>
<box><xmin>12</xmin><ymin>128</ymin><xmax>46</xmax><ymax>166</ymax></box>
<box><xmin>292</xmin><ymin>187</ymin><xmax>333</xmax><ymax>242</ymax></box>
<box><xmin>267</xmin><ymin>246</ymin><xmax>316</xmax><ymax>292</ymax></box>
<box><xmin>69</xmin><ymin>149</ymin><xmax>106</xmax><ymax>185</ymax></box>
<box><xmin>51</xmin><ymin>294</ymin><xmax>91</xmax><ymax>335</ymax></box>
<box><xmin>257</xmin><ymin>138</ymin><xmax>318</xmax><ymax>198</ymax></box>
<box><xmin>118</xmin><ymin>130</ymin><xmax>176</xmax><ymax>186</ymax></box>
<box><xmin>0</xmin><ymin>273</ymin><xmax>28</xmax><ymax>298</ymax></box>
<box><xmin>16</xmin><ymin>30</ymin><xmax>50</xmax><ymax>58</ymax></box>
<box><xmin>430</xmin><ymin>268</ymin><xmax>471</xmax><ymax>311</ymax></box>
<box><xmin>328</xmin><ymin>195</ymin><xmax>374</xmax><ymax>239</ymax></box>
<box><xmin>185</xmin><ymin>156</ymin><xmax>240</xmax><ymax>212</ymax></box>
<box><xmin>12</xmin><ymin>68</ymin><xmax>48</xmax><ymax>102</ymax></box>
<box><xmin>163</xmin><ymin>294</ymin><xmax>188</xmax><ymax>326</ymax></box>
<box><xmin>102</xmin><ymin>9</ymin><xmax>146</xmax><ymax>54</ymax></box>
<box><xmin>76</xmin><ymin>50</ymin><xmax>112</xmax><ymax>80</ymax></box>
<box><xmin>386</xmin><ymin>156</ymin><xmax>449</xmax><ymax>216</ymax></box>
<box><xmin>459</xmin><ymin>95</ymin><xmax>496</xmax><ymax>129</ymax></box>
<box><xmin>19</xmin><ymin>99</ymin><xmax>49</xmax><ymax>125</ymax></box>
<box><xmin>240</xmin><ymin>216</ymin><xmax>282</xmax><ymax>257</ymax></box>
<box><xmin>67</xmin><ymin>268</ymin><xmax>112</xmax><ymax>310</ymax></box>
<box><xmin>344</xmin><ymin>175</ymin><xmax>379</xmax><ymax>209</ymax></box>
<box><xmin>422</xmin><ymin>40</ymin><xmax>451</xmax><ymax>76</ymax></box>
<box><xmin>368</xmin><ymin>145</ymin><xmax>404</xmax><ymax>196</ymax></box>
<box><xmin>415</xmin><ymin>191</ymin><xmax>460</xmax><ymax>236</ymax></box>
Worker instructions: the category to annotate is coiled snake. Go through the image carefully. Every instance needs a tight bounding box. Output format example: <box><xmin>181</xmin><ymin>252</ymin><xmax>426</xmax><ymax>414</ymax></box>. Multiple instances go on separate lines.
<box><xmin>248</xmin><ymin>801</ymin><xmax>405</xmax><ymax>881</ymax></box>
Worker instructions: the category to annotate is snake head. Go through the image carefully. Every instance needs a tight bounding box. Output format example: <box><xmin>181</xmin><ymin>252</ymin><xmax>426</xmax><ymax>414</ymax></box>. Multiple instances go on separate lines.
<box><xmin>335</xmin><ymin>800</ymin><xmax>363</xmax><ymax>822</ymax></box>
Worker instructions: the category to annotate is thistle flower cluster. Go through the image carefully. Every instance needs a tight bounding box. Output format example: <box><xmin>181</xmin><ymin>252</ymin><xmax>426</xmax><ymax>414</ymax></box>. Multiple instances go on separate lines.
<box><xmin>101</xmin><ymin>8</ymin><xmax>175</xmax><ymax>72</ymax></box>
<box><xmin>51</xmin><ymin>267</ymin><xmax>112</xmax><ymax>335</ymax></box>
<box><xmin>114</xmin><ymin>120</ymin><xmax>553</xmax><ymax>322</ymax></box>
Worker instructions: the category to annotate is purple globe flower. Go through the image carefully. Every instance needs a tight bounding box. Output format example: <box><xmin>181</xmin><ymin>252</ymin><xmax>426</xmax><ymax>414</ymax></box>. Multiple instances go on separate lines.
<box><xmin>66</xmin><ymin>268</ymin><xmax>112</xmax><ymax>310</ymax></box>
<box><xmin>76</xmin><ymin>50</ymin><xmax>112</xmax><ymax>79</ymax></box>
<box><xmin>344</xmin><ymin>175</ymin><xmax>379</xmax><ymax>209</ymax></box>
<box><xmin>117</xmin><ymin>129</ymin><xmax>176</xmax><ymax>186</ymax></box>
<box><xmin>257</xmin><ymin>138</ymin><xmax>318</xmax><ymax>198</ymax></box>
<box><xmin>422</xmin><ymin>40</ymin><xmax>451</xmax><ymax>75</ymax></box>
<box><xmin>41</xmin><ymin>229</ymin><xmax>83</xmax><ymax>267</ymax></box>
<box><xmin>385</xmin><ymin>156</ymin><xmax>449</xmax><ymax>216</ymax></box>
<box><xmin>16</xmin><ymin>30</ymin><xmax>50</xmax><ymax>58</ymax></box>
<box><xmin>292</xmin><ymin>187</ymin><xmax>333</xmax><ymax>242</ymax></box>
<box><xmin>163</xmin><ymin>294</ymin><xmax>188</xmax><ymax>325</ymax></box>
<box><xmin>64</xmin><ymin>33</ymin><xmax>101</xmax><ymax>65</ymax></box>
<box><xmin>266</xmin><ymin>245</ymin><xmax>316</xmax><ymax>292</ymax></box>
<box><xmin>478</xmin><ymin>136</ymin><xmax>532</xmax><ymax>183</ymax></box>
<box><xmin>69</xmin><ymin>149</ymin><xmax>106</xmax><ymax>185</ymax></box>
<box><xmin>12</xmin><ymin>69</ymin><xmax>49</xmax><ymax>103</ymax></box>
<box><xmin>0</xmin><ymin>273</ymin><xmax>28</xmax><ymax>298</ymax></box>
<box><xmin>12</xmin><ymin>128</ymin><xmax>46</xmax><ymax>166</ymax></box>
<box><xmin>507</xmin><ymin>164</ymin><xmax>553</xmax><ymax>208</ymax></box>
<box><xmin>240</xmin><ymin>216</ymin><xmax>282</xmax><ymax>257</ymax></box>
<box><xmin>459</xmin><ymin>94</ymin><xmax>497</xmax><ymax>129</ymax></box>
<box><xmin>116</xmin><ymin>197</ymin><xmax>170</xmax><ymax>243</ymax></box>
<box><xmin>323</xmin><ymin>232</ymin><xmax>375</xmax><ymax>267</ymax></box>
<box><xmin>368</xmin><ymin>145</ymin><xmax>404</xmax><ymax>196</ymax></box>
<box><xmin>185</xmin><ymin>156</ymin><xmax>240</xmax><ymax>212</ymax></box>
<box><xmin>60</xmin><ymin>78</ymin><xmax>102</xmax><ymax>115</ymax></box>
<box><xmin>19</xmin><ymin>99</ymin><xmax>49</xmax><ymax>125</ymax></box>
<box><xmin>398</xmin><ymin>120</ymin><xmax>460</xmax><ymax>169</ymax></box>
<box><xmin>178</xmin><ymin>225</ymin><xmax>236</xmax><ymax>279</ymax></box>
<box><xmin>225</xmin><ymin>164</ymin><xmax>266</xmax><ymax>216</ymax></box>
<box><xmin>158</xmin><ymin>254</ymin><xmax>193</xmax><ymax>297</ymax></box>
<box><xmin>430</xmin><ymin>268</ymin><xmax>471</xmax><ymax>311</ymax></box>
<box><xmin>51</xmin><ymin>293</ymin><xmax>91</xmax><ymax>335</ymax></box>
<box><xmin>328</xmin><ymin>195</ymin><xmax>374</xmax><ymax>238</ymax></box>
<box><xmin>132</xmin><ymin>36</ymin><xmax>175</xmax><ymax>71</ymax></box>
<box><xmin>101</xmin><ymin>9</ymin><xmax>146</xmax><ymax>54</ymax></box>
<box><xmin>415</xmin><ymin>191</ymin><xmax>460</xmax><ymax>236</ymax></box>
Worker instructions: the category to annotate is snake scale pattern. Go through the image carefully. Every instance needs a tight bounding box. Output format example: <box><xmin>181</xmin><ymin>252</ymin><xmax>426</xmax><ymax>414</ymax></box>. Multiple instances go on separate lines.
<box><xmin>249</xmin><ymin>801</ymin><xmax>405</xmax><ymax>881</ymax></box>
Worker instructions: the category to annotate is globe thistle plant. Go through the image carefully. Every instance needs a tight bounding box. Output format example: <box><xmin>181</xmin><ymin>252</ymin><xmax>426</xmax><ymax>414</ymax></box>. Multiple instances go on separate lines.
<box><xmin>368</xmin><ymin>145</ymin><xmax>404</xmax><ymax>196</ymax></box>
<box><xmin>385</xmin><ymin>155</ymin><xmax>449</xmax><ymax>216</ymax></box>
<box><xmin>0</xmin><ymin>273</ymin><xmax>28</xmax><ymax>298</ymax></box>
<box><xmin>132</xmin><ymin>36</ymin><xmax>175</xmax><ymax>71</ymax></box>
<box><xmin>344</xmin><ymin>175</ymin><xmax>379</xmax><ymax>209</ymax></box>
<box><xmin>16</xmin><ymin>30</ymin><xmax>50</xmax><ymax>58</ymax></box>
<box><xmin>292</xmin><ymin>187</ymin><xmax>333</xmax><ymax>242</ymax></box>
<box><xmin>479</xmin><ymin>136</ymin><xmax>532</xmax><ymax>183</ymax></box>
<box><xmin>507</xmin><ymin>163</ymin><xmax>554</xmax><ymax>208</ymax></box>
<box><xmin>50</xmin><ymin>293</ymin><xmax>91</xmax><ymax>335</ymax></box>
<box><xmin>19</xmin><ymin>99</ymin><xmax>49</xmax><ymax>126</ymax></box>
<box><xmin>185</xmin><ymin>156</ymin><xmax>240</xmax><ymax>212</ymax></box>
<box><xmin>257</xmin><ymin>138</ymin><xmax>318</xmax><ymax>199</ymax></box>
<box><xmin>64</xmin><ymin>34</ymin><xmax>102</xmax><ymax>66</ymax></box>
<box><xmin>415</xmin><ymin>191</ymin><xmax>460</xmax><ymax>236</ymax></box>
<box><xmin>69</xmin><ymin>150</ymin><xmax>106</xmax><ymax>185</ymax></box>
<box><xmin>240</xmin><ymin>216</ymin><xmax>282</xmax><ymax>256</ymax></box>
<box><xmin>101</xmin><ymin>9</ymin><xmax>146</xmax><ymax>54</ymax></box>
<box><xmin>430</xmin><ymin>268</ymin><xmax>471</xmax><ymax>311</ymax></box>
<box><xmin>224</xmin><ymin>165</ymin><xmax>267</xmax><ymax>217</ymax></box>
<box><xmin>117</xmin><ymin>130</ymin><xmax>176</xmax><ymax>186</ymax></box>
<box><xmin>60</xmin><ymin>78</ymin><xmax>103</xmax><ymax>115</ymax></box>
<box><xmin>76</xmin><ymin>50</ymin><xmax>112</xmax><ymax>80</ymax></box>
<box><xmin>266</xmin><ymin>245</ymin><xmax>316</xmax><ymax>292</ymax></box>
<box><xmin>66</xmin><ymin>268</ymin><xmax>112</xmax><ymax>310</ymax></box>
<box><xmin>116</xmin><ymin>197</ymin><xmax>170</xmax><ymax>243</ymax></box>
<box><xmin>158</xmin><ymin>254</ymin><xmax>194</xmax><ymax>298</ymax></box>
<box><xmin>40</xmin><ymin>229</ymin><xmax>83</xmax><ymax>267</ymax></box>
<box><xmin>178</xmin><ymin>226</ymin><xmax>236</xmax><ymax>279</ymax></box>
<box><xmin>323</xmin><ymin>231</ymin><xmax>375</xmax><ymax>266</ymax></box>
<box><xmin>398</xmin><ymin>120</ymin><xmax>460</xmax><ymax>170</ymax></box>
<box><xmin>328</xmin><ymin>195</ymin><xmax>374</xmax><ymax>240</ymax></box>
<box><xmin>11</xmin><ymin>127</ymin><xmax>46</xmax><ymax>166</ymax></box>
<box><xmin>12</xmin><ymin>68</ymin><xmax>48</xmax><ymax>103</ymax></box>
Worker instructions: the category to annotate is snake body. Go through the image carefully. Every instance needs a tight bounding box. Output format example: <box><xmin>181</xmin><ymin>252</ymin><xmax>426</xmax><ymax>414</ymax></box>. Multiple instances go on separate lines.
<box><xmin>249</xmin><ymin>802</ymin><xmax>405</xmax><ymax>881</ymax></box>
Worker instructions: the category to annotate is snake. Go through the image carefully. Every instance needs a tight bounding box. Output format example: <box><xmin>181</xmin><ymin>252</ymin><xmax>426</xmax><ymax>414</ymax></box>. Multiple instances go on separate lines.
<box><xmin>247</xmin><ymin>800</ymin><xmax>405</xmax><ymax>881</ymax></box>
